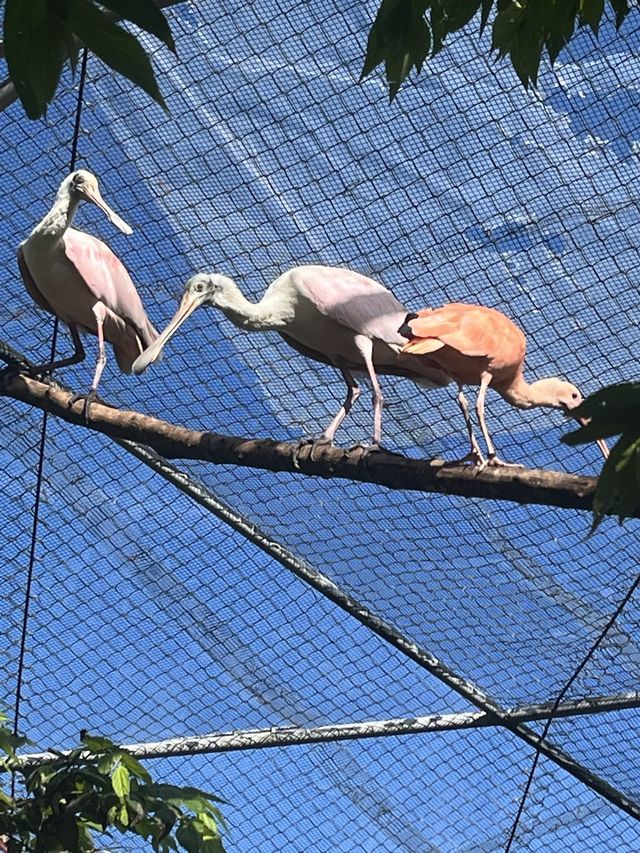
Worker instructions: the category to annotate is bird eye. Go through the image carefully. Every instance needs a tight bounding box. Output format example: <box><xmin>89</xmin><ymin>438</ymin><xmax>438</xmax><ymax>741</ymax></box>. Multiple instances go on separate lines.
<box><xmin>572</xmin><ymin>392</ymin><xmax>579</xmax><ymax>399</ymax></box>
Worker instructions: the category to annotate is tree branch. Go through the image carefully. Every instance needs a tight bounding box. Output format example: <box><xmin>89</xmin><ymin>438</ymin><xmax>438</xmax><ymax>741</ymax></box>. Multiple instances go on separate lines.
<box><xmin>0</xmin><ymin>370</ymin><xmax>613</xmax><ymax>516</ymax></box>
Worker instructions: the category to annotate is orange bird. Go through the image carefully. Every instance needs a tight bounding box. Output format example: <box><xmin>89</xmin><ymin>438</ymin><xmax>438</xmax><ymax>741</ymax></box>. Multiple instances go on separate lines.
<box><xmin>399</xmin><ymin>304</ymin><xmax>609</xmax><ymax>467</ymax></box>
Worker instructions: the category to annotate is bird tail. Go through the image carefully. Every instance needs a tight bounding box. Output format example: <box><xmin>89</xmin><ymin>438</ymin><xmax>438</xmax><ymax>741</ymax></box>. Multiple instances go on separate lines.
<box><xmin>398</xmin><ymin>311</ymin><xmax>445</xmax><ymax>356</ymax></box>
<box><xmin>397</xmin><ymin>312</ymin><xmax>419</xmax><ymax>339</ymax></box>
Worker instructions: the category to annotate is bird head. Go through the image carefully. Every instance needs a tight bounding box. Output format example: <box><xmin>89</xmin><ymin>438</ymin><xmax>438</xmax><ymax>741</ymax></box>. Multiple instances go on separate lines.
<box><xmin>63</xmin><ymin>169</ymin><xmax>133</xmax><ymax>235</ymax></box>
<box><xmin>131</xmin><ymin>273</ymin><xmax>234</xmax><ymax>375</ymax></box>
<box><xmin>534</xmin><ymin>377</ymin><xmax>609</xmax><ymax>459</ymax></box>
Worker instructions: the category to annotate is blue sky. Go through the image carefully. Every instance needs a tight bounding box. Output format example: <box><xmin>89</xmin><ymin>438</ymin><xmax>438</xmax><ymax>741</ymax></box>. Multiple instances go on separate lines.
<box><xmin>2</xmin><ymin>2</ymin><xmax>640</xmax><ymax>850</ymax></box>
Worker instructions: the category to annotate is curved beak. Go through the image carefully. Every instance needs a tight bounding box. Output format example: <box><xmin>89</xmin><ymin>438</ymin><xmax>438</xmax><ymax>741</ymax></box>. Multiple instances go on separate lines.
<box><xmin>577</xmin><ymin>416</ymin><xmax>610</xmax><ymax>460</ymax></box>
<box><xmin>82</xmin><ymin>185</ymin><xmax>133</xmax><ymax>235</ymax></box>
<box><xmin>132</xmin><ymin>291</ymin><xmax>201</xmax><ymax>375</ymax></box>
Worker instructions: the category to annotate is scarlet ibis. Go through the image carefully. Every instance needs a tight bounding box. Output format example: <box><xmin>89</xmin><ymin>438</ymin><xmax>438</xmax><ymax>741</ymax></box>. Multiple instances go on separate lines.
<box><xmin>400</xmin><ymin>304</ymin><xmax>609</xmax><ymax>466</ymax></box>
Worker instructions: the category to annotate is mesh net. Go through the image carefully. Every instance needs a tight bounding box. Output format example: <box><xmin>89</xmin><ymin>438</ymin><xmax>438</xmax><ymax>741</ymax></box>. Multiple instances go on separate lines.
<box><xmin>2</xmin><ymin>1</ymin><xmax>640</xmax><ymax>850</ymax></box>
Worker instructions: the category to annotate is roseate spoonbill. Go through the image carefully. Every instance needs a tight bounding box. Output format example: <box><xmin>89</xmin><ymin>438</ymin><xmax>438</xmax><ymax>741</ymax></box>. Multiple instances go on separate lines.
<box><xmin>18</xmin><ymin>170</ymin><xmax>158</xmax><ymax>414</ymax></box>
<box><xmin>132</xmin><ymin>265</ymin><xmax>450</xmax><ymax>447</ymax></box>
<box><xmin>399</xmin><ymin>304</ymin><xmax>609</xmax><ymax>466</ymax></box>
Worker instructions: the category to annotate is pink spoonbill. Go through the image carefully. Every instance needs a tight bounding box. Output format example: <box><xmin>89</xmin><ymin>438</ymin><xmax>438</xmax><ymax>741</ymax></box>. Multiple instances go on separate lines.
<box><xmin>18</xmin><ymin>170</ymin><xmax>159</xmax><ymax>414</ymax></box>
<box><xmin>132</xmin><ymin>265</ymin><xmax>450</xmax><ymax>448</ymax></box>
<box><xmin>399</xmin><ymin>303</ymin><xmax>610</xmax><ymax>466</ymax></box>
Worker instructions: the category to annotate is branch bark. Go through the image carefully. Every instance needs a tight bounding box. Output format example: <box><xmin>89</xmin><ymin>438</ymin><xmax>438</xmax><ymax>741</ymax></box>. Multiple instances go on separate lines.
<box><xmin>0</xmin><ymin>371</ymin><xmax>610</xmax><ymax>515</ymax></box>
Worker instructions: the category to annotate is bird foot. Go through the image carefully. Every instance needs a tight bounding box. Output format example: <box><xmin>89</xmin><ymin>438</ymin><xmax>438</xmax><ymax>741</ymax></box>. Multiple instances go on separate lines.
<box><xmin>444</xmin><ymin>449</ymin><xmax>487</xmax><ymax>468</ymax></box>
<box><xmin>292</xmin><ymin>435</ymin><xmax>333</xmax><ymax>468</ymax></box>
<box><xmin>26</xmin><ymin>364</ymin><xmax>54</xmax><ymax>380</ymax></box>
<box><xmin>347</xmin><ymin>441</ymin><xmax>389</xmax><ymax>458</ymax></box>
<box><xmin>486</xmin><ymin>455</ymin><xmax>524</xmax><ymax>469</ymax></box>
<box><xmin>0</xmin><ymin>361</ymin><xmax>29</xmax><ymax>383</ymax></box>
<box><xmin>67</xmin><ymin>390</ymin><xmax>112</xmax><ymax>422</ymax></box>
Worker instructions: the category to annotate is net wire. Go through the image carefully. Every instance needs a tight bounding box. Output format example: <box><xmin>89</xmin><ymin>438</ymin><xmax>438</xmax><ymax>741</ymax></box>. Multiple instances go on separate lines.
<box><xmin>1</xmin><ymin>2</ymin><xmax>640</xmax><ymax>851</ymax></box>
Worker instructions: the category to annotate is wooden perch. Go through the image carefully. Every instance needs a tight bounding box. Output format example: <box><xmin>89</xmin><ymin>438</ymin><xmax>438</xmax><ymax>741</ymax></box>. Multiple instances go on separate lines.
<box><xmin>0</xmin><ymin>371</ymin><xmax>607</xmax><ymax>514</ymax></box>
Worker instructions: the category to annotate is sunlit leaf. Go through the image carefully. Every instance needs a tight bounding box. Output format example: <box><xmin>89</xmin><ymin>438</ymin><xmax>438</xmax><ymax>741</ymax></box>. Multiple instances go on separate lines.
<box><xmin>112</xmin><ymin>763</ymin><xmax>131</xmax><ymax>799</ymax></box>
<box><xmin>119</xmin><ymin>751</ymin><xmax>152</xmax><ymax>783</ymax></box>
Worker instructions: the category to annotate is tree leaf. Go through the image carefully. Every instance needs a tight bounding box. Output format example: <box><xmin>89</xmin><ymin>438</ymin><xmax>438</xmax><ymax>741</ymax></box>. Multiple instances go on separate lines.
<box><xmin>112</xmin><ymin>763</ymin><xmax>131</xmax><ymax>799</ymax></box>
<box><xmin>81</xmin><ymin>733</ymin><xmax>119</xmax><ymax>753</ymax></box>
<box><xmin>4</xmin><ymin>0</ymin><xmax>67</xmax><ymax>118</ymax></box>
<box><xmin>579</xmin><ymin>0</ymin><xmax>605</xmax><ymax>34</ymax></box>
<box><xmin>608</xmin><ymin>0</ymin><xmax>630</xmax><ymax>29</ymax></box>
<box><xmin>95</xmin><ymin>0</ymin><xmax>176</xmax><ymax>52</ymax></box>
<box><xmin>142</xmin><ymin>784</ymin><xmax>226</xmax><ymax>807</ymax></box>
<box><xmin>591</xmin><ymin>432</ymin><xmax>640</xmax><ymax>531</ymax></box>
<box><xmin>65</xmin><ymin>0</ymin><xmax>167</xmax><ymax>110</ymax></box>
<box><xmin>119</xmin><ymin>751</ymin><xmax>152</xmax><ymax>784</ymax></box>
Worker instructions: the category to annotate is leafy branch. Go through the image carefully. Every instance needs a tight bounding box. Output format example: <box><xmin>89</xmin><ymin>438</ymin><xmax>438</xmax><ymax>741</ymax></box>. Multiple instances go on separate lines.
<box><xmin>0</xmin><ymin>712</ymin><xmax>226</xmax><ymax>852</ymax></box>
<box><xmin>362</xmin><ymin>0</ymin><xmax>635</xmax><ymax>99</ymax></box>
<box><xmin>563</xmin><ymin>384</ymin><xmax>640</xmax><ymax>531</ymax></box>
<box><xmin>1</xmin><ymin>0</ymin><xmax>177</xmax><ymax>118</ymax></box>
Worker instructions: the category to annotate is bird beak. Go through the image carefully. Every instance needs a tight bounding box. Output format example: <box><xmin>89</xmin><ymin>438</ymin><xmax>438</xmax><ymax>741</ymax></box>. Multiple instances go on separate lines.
<box><xmin>577</xmin><ymin>416</ymin><xmax>610</xmax><ymax>460</ymax></box>
<box><xmin>82</xmin><ymin>185</ymin><xmax>133</xmax><ymax>235</ymax></box>
<box><xmin>131</xmin><ymin>291</ymin><xmax>200</xmax><ymax>375</ymax></box>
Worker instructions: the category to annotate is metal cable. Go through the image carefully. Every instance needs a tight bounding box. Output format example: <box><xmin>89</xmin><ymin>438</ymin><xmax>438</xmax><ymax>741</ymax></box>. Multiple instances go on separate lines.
<box><xmin>10</xmin><ymin>49</ymin><xmax>90</xmax><ymax>774</ymax></box>
<box><xmin>505</xmin><ymin>570</ymin><xmax>640</xmax><ymax>850</ymax></box>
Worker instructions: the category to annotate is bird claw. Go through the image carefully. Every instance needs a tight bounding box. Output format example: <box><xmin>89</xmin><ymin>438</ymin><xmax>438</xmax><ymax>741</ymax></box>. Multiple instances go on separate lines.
<box><xmin>0</xmin><ymin>361</ymin><xmax>28</xmax><ymax>383</ymax></box>
<box><xmin>445</xmin><ymin>449</ymin><xmax>487</xmax><ymax>468</ymax></box>
<box><xmin>347</xmin><ymin>441</ymin><xmax>388</xmax><ymax>458</ymax></box>
<box><xmin>26</xmin><ymin>364</ymin><xmax>53</xmax><ymax>380</ymax></box>
<box><xmin>486</xmin><ymin>455</ymin><xmax>524</xmax><ymax>469</ymax></box>
<box><xmin>67</xmin><ymin>389</ymin><xmax>112</xmax><ymax>422</ymax></box>
<box><xmin>292</xmin><ymin>435</ymin><xmax>333</xmax><ymax>468</ymax></box>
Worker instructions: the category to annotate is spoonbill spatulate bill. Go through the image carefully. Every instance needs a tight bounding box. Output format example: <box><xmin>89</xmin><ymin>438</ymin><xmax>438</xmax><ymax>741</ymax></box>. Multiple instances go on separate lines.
<box><xmin>133</xmin><ymin>265</ymin><xmax>450</xmax><ymax>448</ymax></box>
<box><xmin>399</xmin><ymin>303</ymin><xmax>609</xmax><ymax>466</ymax></box>
<box><xmin>18</xmin><ymin>170</ymin><xmax>159</xmax><ymax>413</ymax></box>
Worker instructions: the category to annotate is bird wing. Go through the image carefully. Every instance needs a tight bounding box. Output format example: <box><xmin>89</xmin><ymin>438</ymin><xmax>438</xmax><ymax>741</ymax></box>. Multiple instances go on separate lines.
<box><xmin>295</xmin><ymin>265</ymin><xmax>409</xmax><ymax>344</ymax></box>
<box><xmin>18</xmin><ymin>246</ymin><xmax>56</xmax><ymax>315</ymax></box>
<box><xmin>63</xmin><ymin>229</ymin><xmax>157</xmax><ymax>347</ymax></box>
<box><xmin>403</xmin><ymin>304</ymin><xmax>501</xmax><ymax>357</ymax></box>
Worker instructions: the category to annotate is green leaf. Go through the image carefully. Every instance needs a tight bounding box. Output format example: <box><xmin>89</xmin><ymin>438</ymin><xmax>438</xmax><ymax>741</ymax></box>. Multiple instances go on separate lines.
<box><xmin>608</xmin><ymin>0</ymin><xmax>630</xmax><ymax>29</ymax></box>
<box><xmin>176</xmin><ymin>818</ymin><xmax>206</xmax><ymax>852</ymax></box>
<box><xmin>480</xmin><ymin>0</ymin><xmax>493</xmax><ymax>33</ymax></box>
<box><xmin>96</xmin><ymin>0</ymin><xmax>176</xmax><ymax>52</ymax></box>
<box><xmin>81</xmin><ymin>733</ymin><xmax>119</xmax><ymax>753</ymax></box>
<box><xmin>119</xmin><ymin>751</ymin><xmax>152</xmax><ymax>784</ymax></box>
<box><xmin>361</xmin><ymin>0</ymin><xmax>431</xmax><ymax>99</ymax></box>
<box><xmin>579</xmin><ymin>0</ymin><xmax>605</xmax><ymax>34</ymax></box>
<box><xmin>66</xmin><ymin>0</ymin><xmax>167</xmax><ymax>109</ymax></box>
<box><xmin>112</xmin><ymin>763</ymin><xmax>131</xmax><ymax>799</ymax></box>
<box><xmin>591</xmin><ymin>432</ymin><xmax>640</xmax><ymax>531</ymax></box>
<box><xmin>4</xmin><ymin>0</ymin><xmax>67</xmax><ymax>118</ymax></box>
<box><xmin>143</xmin><ymin>783</ymin><xmax>226</xmax><ymax>809</ymax></box>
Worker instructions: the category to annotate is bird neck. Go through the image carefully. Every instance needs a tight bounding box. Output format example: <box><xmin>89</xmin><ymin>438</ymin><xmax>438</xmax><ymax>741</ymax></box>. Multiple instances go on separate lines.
<box><xmin>500</xmin><ymin>374</ymin><xmax>557</xmax><ymax>410</ymax></box>
<box><xmin>217</xmin><ymin>282</ymin><xmax>281</xmax><ymax>331</ymax></box>
<box><xmin>31</xmin><ymin>185</ymin><xmax>79</xmax><ymax>239</ymax></box>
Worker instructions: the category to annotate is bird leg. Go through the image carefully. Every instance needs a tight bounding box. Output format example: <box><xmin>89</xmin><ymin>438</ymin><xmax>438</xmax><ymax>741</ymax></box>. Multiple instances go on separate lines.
<box><xmin>322</xmin><ymin>368</ymin><xmax>361</xmax><ymax>443</ymax></box>
<box><xmin>294</xmin><ymin>368</ymin><xmax>362</xmax><ymax>466</ymax></box>
<box><xmin>347</xmin><ymin>335</ymin><xmax>387</xmax><ymax>455</ymax></box>
<box><xmin>476</xmin><ymin>372</ymin><xmax>523</xmax><ymax>468</ymax></box>
<box><xmin>26</xmin><ymin>324</ymin><xmax>86</xmax><ymax>378</ymax></box>
<box><xmin>455</xmin><ymin>385</ymin><xmax>486</xmax><ymax>467</ymax></box>
<box><xmin>67</xmin><ymin>305</ymin><xmax>108</xmax><ymax>421</ymax></box>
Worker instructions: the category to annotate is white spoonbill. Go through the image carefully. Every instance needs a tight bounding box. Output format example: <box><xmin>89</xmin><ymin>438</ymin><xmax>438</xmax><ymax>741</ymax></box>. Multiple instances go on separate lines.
<box><xmin>18</xmin><ymin>170</ymin><xmax>158</xmax><ymax>413</ymax></box>
<box><xmin>133</xmin><ymin>265</ymin><xmax>450</xmax><ymax>447</ymax></box>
